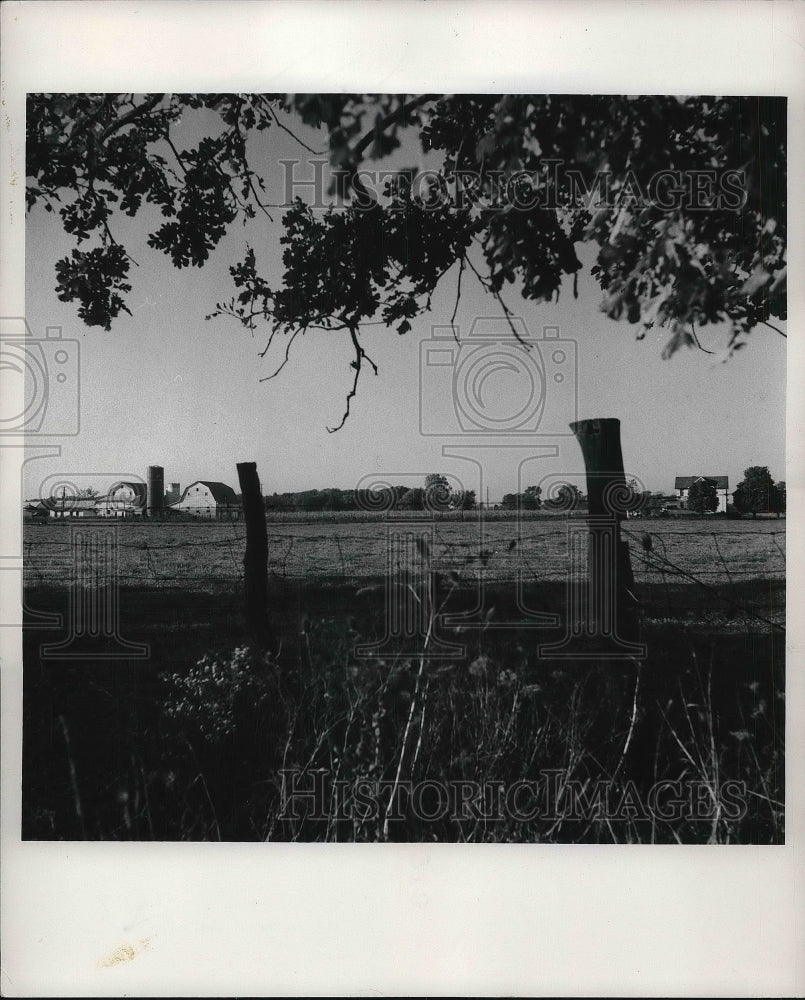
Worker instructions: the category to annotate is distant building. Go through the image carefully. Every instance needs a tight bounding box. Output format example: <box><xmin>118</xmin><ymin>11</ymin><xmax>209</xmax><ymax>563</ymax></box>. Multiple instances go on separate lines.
<box><xmin>165</xmin><ymin>482</ymin><xmax>181</xmax><ymax>505</ymax></box>
<box><xmin>33</xmin><ymin>496</ymin><xmax>102</xmax><ymax>518</ymax></box>
<box><xmin>674</xmin><ymin>475</ymin><xmax>729</xmax><ymax>513</ymax></box>
<box><xmin>168</xmin><ymin>480</ymin><xmax>240</xmax><ymax>519</ymax></box>
<box><xmin>102</xmin><ymin>481</ymin><xmax>147</xmax><ymax>517</ymax></box>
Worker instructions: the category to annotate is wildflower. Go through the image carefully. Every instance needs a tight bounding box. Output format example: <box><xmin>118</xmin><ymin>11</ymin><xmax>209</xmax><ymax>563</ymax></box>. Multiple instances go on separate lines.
<box><xmin>469</xmin><ymin>654</ymin><xmax>490</xmax><ymax>678</ymax></box>
<box><xmin>497</xmin><ymin>668</ymin><xmax>518</xmax><ymax>689</ymax></box>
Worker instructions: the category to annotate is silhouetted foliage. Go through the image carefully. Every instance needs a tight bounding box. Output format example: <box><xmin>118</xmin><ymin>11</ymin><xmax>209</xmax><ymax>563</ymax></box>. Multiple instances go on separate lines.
<box><xmin>28</xmin><ymin>93</ymin><xmax>787</xmax><ymax>422</ymax></box>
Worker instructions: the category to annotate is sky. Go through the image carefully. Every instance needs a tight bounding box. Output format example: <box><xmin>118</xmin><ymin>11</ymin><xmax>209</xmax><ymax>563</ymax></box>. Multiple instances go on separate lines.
<box><xmin>22</xmin><ymin>97</ymin><xmax>786</xmax><ymax>504</ymax></box>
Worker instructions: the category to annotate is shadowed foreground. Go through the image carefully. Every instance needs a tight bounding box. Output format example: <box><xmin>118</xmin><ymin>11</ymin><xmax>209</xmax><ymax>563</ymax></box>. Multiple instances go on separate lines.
<box><xmin>22</xmin><ymin>578</ymin><xmax>784</xmax><ymax>843</ymax></box>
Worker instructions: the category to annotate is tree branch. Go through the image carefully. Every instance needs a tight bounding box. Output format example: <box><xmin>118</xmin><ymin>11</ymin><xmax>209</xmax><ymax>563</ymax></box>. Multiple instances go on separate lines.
<box><xmin>464</xmin><ymin>248</ymin><xmax>528</xmax><ymax>347</ymax></box>
<box><xmin>761</xmin><ymin>320</ymin><xmax>787</xmax><ymax>338</ymax></box>
<box><xmin>353</xmin><ymin>94</ymin><xmax>439</xmax><ymax>161</ymax></box>
<box><xmin>101</xmin><ymin>217</ymin><xmax>139</xmax><ymax>267</ymax></box>
<box><xmin>260</xmin><ymin>327</ymin><xmax>302</xmax><ymax>381</ymax></box>
<box><xmin>98</xmin><ymin>93</ymin><xmax>166</xmax><ymax>141</ymax></box>
<box><xmin>449</xmin><ymin>255</ymin><xmax>465</xmax><ymax>342</ymax></box>
<box><xmin>81</xmin><ymin>180</ymin><xmax>141</xmax><ymax>267</ymax></box>
<box><xmin>690</xmin><ymin>321</ymin><xmax>713</xmax><ymax>354</ymax></box>
<box><xmin>265</xmin><ymin>102</ymin><xmax>325</xmax><ymax>156</ymax></box>
<box><xmin>228</xmin><ymin>97</ymin><xmax>275</xmax><ymax>221</ymax></box>
<box><xmin>258</xmin><ymin>325</ymin><xmax>279</xmax><ymax>356</ymax></box>
<box><xmin>327</xmin><ymin>326</ymin><xmax>378</xmax><ymax>433</ymax></box>
<box><xmin>61</xmin><ymin>95</ymin><xmax>115</xmax><ymax>151</ymax></box>
<box><xmin>163</xmin><ymin>133</ymin><xmax>189</xmax><ymax>176</ymax></box>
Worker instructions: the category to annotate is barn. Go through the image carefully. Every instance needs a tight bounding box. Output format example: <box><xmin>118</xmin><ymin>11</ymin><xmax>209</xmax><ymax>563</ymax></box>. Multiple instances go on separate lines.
<box><xmin>102</xmin><ymin>481</ymin><xmax>147</xmax><ymax>517</ymax></box>
<box><xmin>674</xmin><ymin>475</ymin><xmax>730</xmax><ymax>513</ymax></box>
<box><xmin>169</xmin><ymin>481</ymin><xmax>240</xmax><ymax>519</ymax></box>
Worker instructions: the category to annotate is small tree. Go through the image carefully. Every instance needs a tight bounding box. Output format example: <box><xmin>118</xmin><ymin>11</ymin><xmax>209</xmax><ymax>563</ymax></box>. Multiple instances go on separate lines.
<box><xmin>548</xmin><ymin>483</ymin><xmax>580</xmax><ymax>511</ymax></box>
<box><xmin>520</xmin><ymin>485</ymin><xmax>543</xmax><ymax>511</ymax></box>
<box><xmin>733</xmin><ymin>466</ymin><xmax>776</xmax><ymax>518</ymax></box>
<box><xmin>686</xmin><ymin>478</ymin><xmax>718</xmax><ymax>514</ymax></box>
<box><xmin>772</xmin><ymin>480</ymin><xmax>786</xmax><ymax>518</ymax></box>
<box><xmin>625</xmin><ymin>478</ymin><xmax>646</xmax><ymax>515</ymax></box>
<box><xmin>398</xmin><ymin>487</ymin><xmax>424</xmax><ymax>510</ymax></box>
<box><xmin>501</xmin><ymin>493</ymin><xmax>518</xmax><ymax>510</ymax></box>
<box><xmin>424</xmin><ymin>473</ymin><xmax>452</xmax><ymax>511</ymax></box>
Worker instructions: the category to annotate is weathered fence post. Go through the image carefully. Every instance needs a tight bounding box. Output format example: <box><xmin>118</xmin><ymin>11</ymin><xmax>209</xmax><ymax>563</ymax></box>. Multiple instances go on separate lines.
<box><xmin>236</xmin><ymin>461</ymin><xmax>274</xmax><ymax>651</ymax></box>
<box><xmin>571</xmin><ymin>418</ymin><xmax>639</xmax><ymax>646</ymax></box>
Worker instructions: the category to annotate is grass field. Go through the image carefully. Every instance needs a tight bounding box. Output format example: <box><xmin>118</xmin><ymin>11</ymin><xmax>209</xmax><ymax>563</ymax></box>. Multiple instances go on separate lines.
<box><xmin>21</xmin><ymin>514</ymin><xmax>785</xmax><ymax>843</ymax></box>
<box><xmin>23</xmin><ymin>515</ymin><xmax>787</xmax><ymax>588</ymax></box>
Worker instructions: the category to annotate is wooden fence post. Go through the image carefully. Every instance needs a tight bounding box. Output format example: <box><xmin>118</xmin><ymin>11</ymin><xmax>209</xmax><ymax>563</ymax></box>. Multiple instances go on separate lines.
<box><xmin>236</xmin><ymin>462</ymin><xmax>274</xmax><ymax>652</ymax></box>
<box><xmin>570</xmin><ymin>418</ymin><xmax>639</xmax><ymax>645</ymax></box>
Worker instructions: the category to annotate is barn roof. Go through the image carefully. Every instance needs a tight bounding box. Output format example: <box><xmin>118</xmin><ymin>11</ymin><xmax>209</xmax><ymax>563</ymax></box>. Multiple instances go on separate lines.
<box><xmin>675</xmin><ymin>475</ymin><xmax>729</xmax><ymax>490</ymax></box>
<box><xmin>177</xmin><ymin>481</ymin><xmax>238</xmax><ymax>505</ymax></box>
<box><xmin>108</xmin><ymin>481</ymin><xmax>146</xmax><ymax>499</ymax></box>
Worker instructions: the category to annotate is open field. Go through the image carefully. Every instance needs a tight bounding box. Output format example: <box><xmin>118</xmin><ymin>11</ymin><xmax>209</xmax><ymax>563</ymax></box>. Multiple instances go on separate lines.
<box><xmin>23</xmin><ymin>515</ymin><xmax>787</xmax><ymax>589</ymax></box>
<box><xmin>21</xmin><ymin>515</ymin><xmax>785</xmax><ymax>843</ymax></box>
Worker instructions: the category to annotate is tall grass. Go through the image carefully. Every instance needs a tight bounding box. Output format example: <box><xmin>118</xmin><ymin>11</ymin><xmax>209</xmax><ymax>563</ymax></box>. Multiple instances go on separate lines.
<box><xmin>147</xmin><ymin>575</ymin><xmax>783</xmax><ymax>843</ymax></box>
<box><xmin>22</xmin><ymin>526</ymin><xmax>784</xmax><ymax>843</ymax></box>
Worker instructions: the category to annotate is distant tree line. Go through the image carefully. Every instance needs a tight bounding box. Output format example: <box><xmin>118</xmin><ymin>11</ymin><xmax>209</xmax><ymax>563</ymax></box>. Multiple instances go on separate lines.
<box><xmin>500</xmin><ymin>484</ymin><xmax>584</xmax><ymax>511</ymax></box>
<box><xmin>263</xmin><ymin>474</ymin><xmax>476</xmax><ymax>513</ymax></box>
<box><xmin>264</xmin><ymin>479</ymin><xmax>588</xmax><ymax>514</ymax></box>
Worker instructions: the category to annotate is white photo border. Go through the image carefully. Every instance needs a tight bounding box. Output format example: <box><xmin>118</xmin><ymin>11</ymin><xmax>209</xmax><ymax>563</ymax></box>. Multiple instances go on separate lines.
<box><xmin>1</xmin><ymin>1</ymin><xmax>803</xmax><ymax>996</ymax></box>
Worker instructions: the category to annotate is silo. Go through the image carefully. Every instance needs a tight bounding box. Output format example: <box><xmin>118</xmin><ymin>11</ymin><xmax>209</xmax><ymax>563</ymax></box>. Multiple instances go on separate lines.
<box><xmin>147</xmin><ymin>465</ymin><xmax>165</xmax><ymax>517</ymax></box>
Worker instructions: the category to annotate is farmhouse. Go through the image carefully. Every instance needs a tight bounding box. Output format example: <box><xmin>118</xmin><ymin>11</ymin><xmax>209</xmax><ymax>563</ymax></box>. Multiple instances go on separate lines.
<box><xmin>674</xmin><ymin>475</ymin><xmax>729</xmax><ymax>513</ymax></box>
<box><xmin>169</xmin><ymin>480</ymin><xmax>240</xmax><ymax>519</ymax></box>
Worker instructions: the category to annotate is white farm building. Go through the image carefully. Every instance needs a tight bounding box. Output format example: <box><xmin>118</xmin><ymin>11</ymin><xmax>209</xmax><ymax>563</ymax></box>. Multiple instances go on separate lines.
<box><xmin>674</xmin><ymin>475</ymin><xmax>730</xmax><ymax>513</ymax></box>
<box><xmin>103</xmin><ymin>481</ymin><xmax>147</xmax><ymax>517</ymax></box>
<box><xmin>169</xmin><ymin>480</ymin><xmax>240</xmax><ymax>519</ymax></box>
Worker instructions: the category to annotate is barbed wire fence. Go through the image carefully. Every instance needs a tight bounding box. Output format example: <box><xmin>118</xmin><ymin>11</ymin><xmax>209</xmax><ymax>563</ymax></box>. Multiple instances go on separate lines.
<box><xmin>22</xmin><ymin>517</ymin><xmax>786</xmax><ymax>634</ymax></box>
